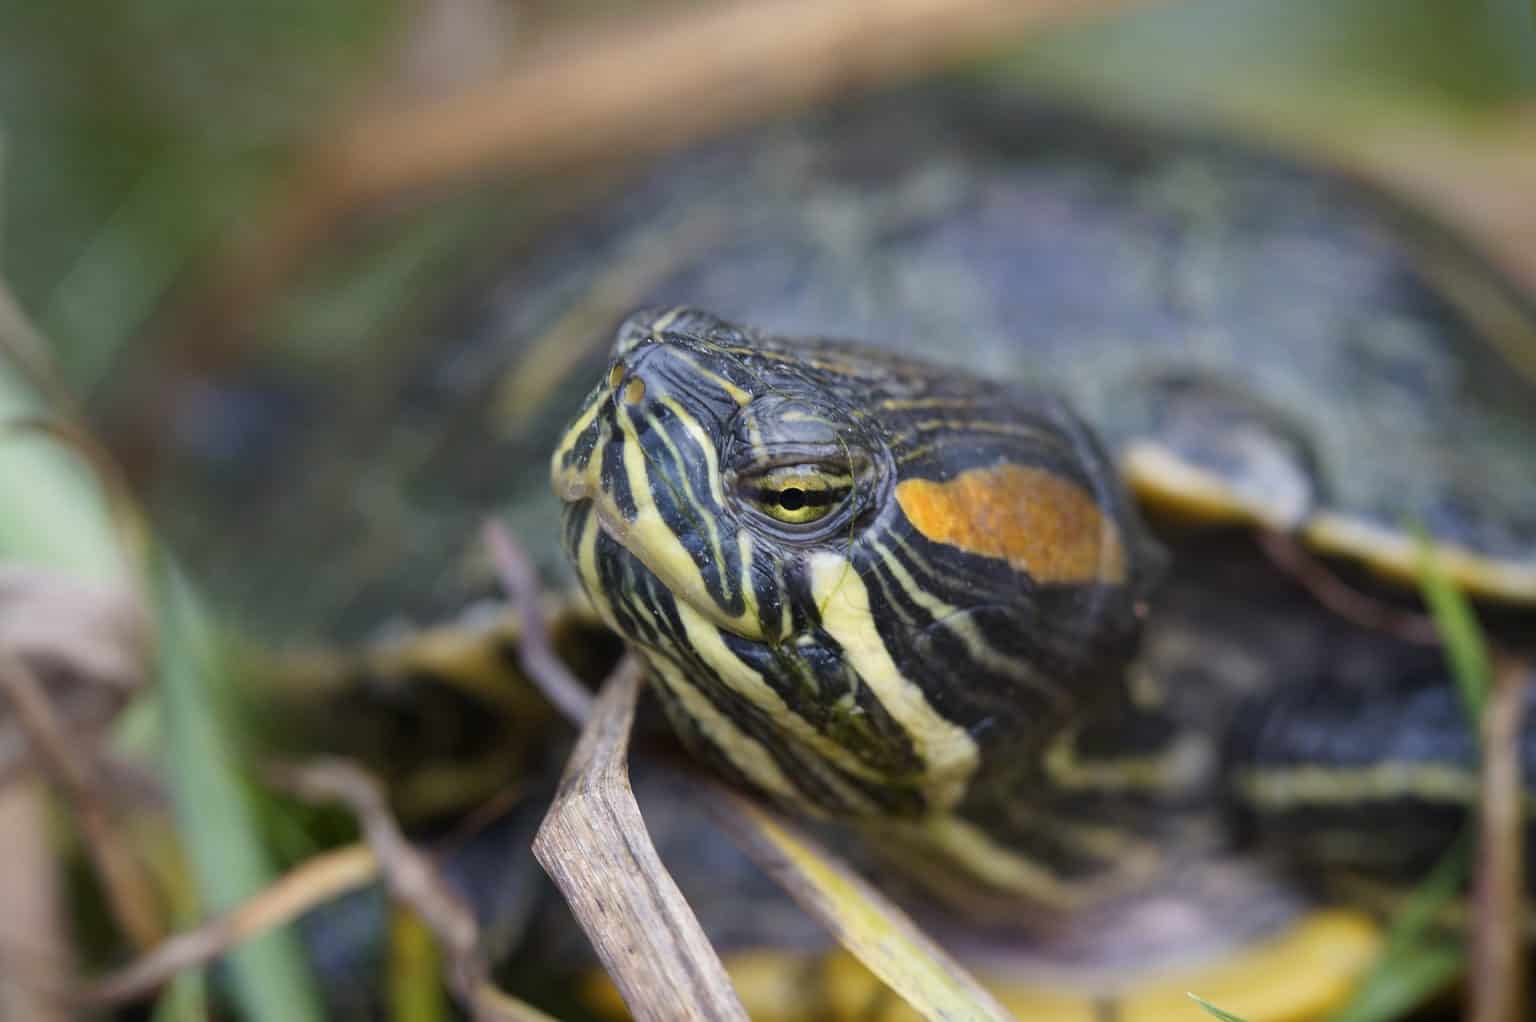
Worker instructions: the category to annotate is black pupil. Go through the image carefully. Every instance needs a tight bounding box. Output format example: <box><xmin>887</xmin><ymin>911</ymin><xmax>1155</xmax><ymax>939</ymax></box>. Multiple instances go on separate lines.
<box><xmin>778</xmin><ymin>488</ymin><xmax>806</xmax><ymax>511</ymax></box>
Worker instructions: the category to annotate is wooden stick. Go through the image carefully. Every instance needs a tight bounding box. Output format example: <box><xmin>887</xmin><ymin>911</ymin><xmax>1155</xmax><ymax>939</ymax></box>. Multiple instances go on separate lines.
<box><xmin>78</xmin><ymin>844</ymin><xmax>377</xmax><ymax>1007</ymax></box>
<box><xmin>268</xmin><ymin>760</ymin><xmax>554</xmax><ymax>1022</ymax></box>
<box><xmin>483</xmin><ymin>519</ymin><xmax>593</xmax><ymax>725</ymax></box>
<box><xmin>533</xmin><ymin>658</ymin><xmax>748</xmax><ymax>1022</ymax></box>
<box><xmin>0</xmin><ymin>781</ymin><xmax>73</xmax><ymax>1021</ymax></box>
<box><xmin>708</xmin><ymin>789</ymin><xmax>1016</xmax><ymax>1022</ymax></box>
<box><xmin>0</xmin><ymin>647</ymin><xmax>163</xmax><ymax>950</ymax></box>
<box><xmin>1468</xmin><ymin>656</ymin><xmax>1531</xmax><ymax>1022</ymax></box>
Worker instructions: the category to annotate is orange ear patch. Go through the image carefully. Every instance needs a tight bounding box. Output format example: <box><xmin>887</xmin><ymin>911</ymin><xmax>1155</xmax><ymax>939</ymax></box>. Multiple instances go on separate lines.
<box><xmin>895</xmin><ymin>463</ymin><xmax>1126</xmax><ymax>584</ymax></box>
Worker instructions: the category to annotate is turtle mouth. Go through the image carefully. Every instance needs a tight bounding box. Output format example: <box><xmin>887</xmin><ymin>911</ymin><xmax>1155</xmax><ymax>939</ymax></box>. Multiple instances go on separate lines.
<box><xmin>554</xmin><ymin>421</ymin><xmax>768</xmax><ymax>642</ymax></box>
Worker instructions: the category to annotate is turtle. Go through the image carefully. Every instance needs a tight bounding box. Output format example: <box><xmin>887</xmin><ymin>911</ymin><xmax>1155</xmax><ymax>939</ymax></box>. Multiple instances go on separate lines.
<box><xmin>134</xmin><ymin>85</ymin><xmax>1536</xmax><ymax>1019</ymax></box>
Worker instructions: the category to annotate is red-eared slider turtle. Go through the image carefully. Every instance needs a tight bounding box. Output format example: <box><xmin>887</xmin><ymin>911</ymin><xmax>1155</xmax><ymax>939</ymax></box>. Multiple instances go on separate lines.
<box><xmin>538</xmin><ymin>92</ymin><xmax>1536</xmax><ymax>1018</ymax></box>
<box><xmin>140</xmin><ymin>87</ymin><xmax>1535</xmax><ymax>1019</ymax></box>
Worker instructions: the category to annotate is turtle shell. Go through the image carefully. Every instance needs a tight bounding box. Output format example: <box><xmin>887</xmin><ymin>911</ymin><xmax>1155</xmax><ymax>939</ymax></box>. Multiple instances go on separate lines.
<box><xmin>143</xmin><ymin>87</ymin><xmax>1536</xmax><ymax>655</ymax></box>
<box><xmin>508</xmin><ymin>91</ymin><xmax>1534</xmax><ymax>605</ymax></box>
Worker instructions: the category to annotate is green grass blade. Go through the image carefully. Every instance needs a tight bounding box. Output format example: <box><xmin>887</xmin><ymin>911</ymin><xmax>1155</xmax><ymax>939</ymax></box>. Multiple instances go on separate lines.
<box><xmin>152</xmin><ymin>970</ymin><xmax>208</xmax><ymax>1022</ymax></box>
<box><xmin>154</xmin><ymin>552</ymin><xmax>324</xmax><ymax>1021</ymax></box>
<box><xmin>389</xmin><ymin>907</ymin><xmax>448</xmax><ymax>1022</ymax></box>
<box><xmin>1327</xmin><ymin>946</ymin><xmax>1463</xmax><ymax>1022</ymax></box>
<box><xmin>1379</xmin><ymin>832</ymin><xmax>1471</xmax><ymax>958</ymax></box>
<box><xmin>1187</xmin><ymin>993</ymin><xmax>1249</xmax><ymax>1022</ymax></box>
<box><xmin>1415</xmin><ymin>532</ymin><xmax>1493</xmax><ymax>721</ymax></box>
<box><xmin>1329</xmin><ymin>533</ymin><xmax>1488</xmax><ymax>1022</ymax></box>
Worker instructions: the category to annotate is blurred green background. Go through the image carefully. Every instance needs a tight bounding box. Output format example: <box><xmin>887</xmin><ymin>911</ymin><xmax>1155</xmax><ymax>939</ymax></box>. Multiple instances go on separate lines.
<box><xmin>2</xmin><ymin>0</ymin><xmax>1534</xmax><ymax>399</ymax></box>
<box><xmin>5</xmin><ymin>0</ymin><xmax>1532</xmax><ymax>581</ymax></box>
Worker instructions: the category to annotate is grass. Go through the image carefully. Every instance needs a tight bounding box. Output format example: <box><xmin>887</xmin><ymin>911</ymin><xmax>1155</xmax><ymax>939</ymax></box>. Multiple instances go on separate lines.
<box><xmin>1197</xmin><ymin>538</ymin><xmax>1497</xmax><ymax>1022</ymax></box>
<box><xmin>153</xmin><ymin>549</ymin><xmax>325</xmax><ymax>1020</ymax></box>
<box><xmin>1322</xmin><ymin>536</ymin><xmax>1495</xmax><ymax>1022</ymax></box>
<box><xmin>1189</xmin><ymin>992</ymin><xmax>1250</xmax><ymax>1022</ymax></box>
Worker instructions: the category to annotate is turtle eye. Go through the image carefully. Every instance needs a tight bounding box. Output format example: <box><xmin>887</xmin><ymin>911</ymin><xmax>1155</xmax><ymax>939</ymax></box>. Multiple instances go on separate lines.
<box><xmin>738</xmin><ymin>464</ymin><xmax>852</xmax><ymax>525</ymax></box>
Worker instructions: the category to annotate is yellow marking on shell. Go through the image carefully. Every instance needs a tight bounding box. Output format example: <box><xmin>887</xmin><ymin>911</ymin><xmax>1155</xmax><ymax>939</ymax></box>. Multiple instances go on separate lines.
<box><xmin>895</xmin><ymin>463</ymin><xmax>1127</xmax><ymax>585</ymax></box>
<box><xmin>1122</xmin><ymin>439</ymin><xmax>1307</xmax><ymax>531</ymax></box>
<box><xmin>836</xmin><ymin>910</ymin><xmax>1379</xmax><ymax>1022</ymax></box>
<box><xmin>1044</xmin><ymin>729</ymin><xmax>1212</xmax><ymax>794</ymax></box>
<box><xmin>1304</xmin><ymin>511</ymin><xmax>1536</xmax><ymax>605</ymax></box>
<box><xmin>1238</xmin><ymin>760</ymin><xmax>1536</xmax><ymax>812</ymax></box>
<box><xmin>586</xmin><ymin>910</ymin><xmax>1381</xmax><ymax>1022</ymax></box>
<box><xmin>809</xmin><ymin>552</ymin><xmax>979</xmax><ymax>810</ymax></box>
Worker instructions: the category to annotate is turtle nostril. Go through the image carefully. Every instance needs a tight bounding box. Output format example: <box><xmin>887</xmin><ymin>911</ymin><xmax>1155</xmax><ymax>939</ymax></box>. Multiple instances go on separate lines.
<box><xmin>622</xmin><ymin>377</ymin><xmax>647</xmax><ymax>405</ymax></box>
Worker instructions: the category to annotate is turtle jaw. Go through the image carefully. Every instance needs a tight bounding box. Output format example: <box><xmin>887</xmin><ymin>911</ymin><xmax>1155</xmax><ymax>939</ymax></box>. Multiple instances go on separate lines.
<box><xmin>550</xmin><ymin>374</ymin><xmax>770</xmax><ymax>644</ymax></box>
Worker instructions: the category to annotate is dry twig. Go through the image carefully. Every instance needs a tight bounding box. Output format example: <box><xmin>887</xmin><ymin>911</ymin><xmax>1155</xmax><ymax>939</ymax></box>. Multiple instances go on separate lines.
<box><xmin>0</xmin><ymin>781</ymin><xmax>73</xmax><ymax>1021</ymax></box>
<box><xmin>533</xmin><ymin>658</ymin><xmax>749</xmax><ymax>1022</ymax></box>
<box><xmin>1469</xmin><ymin>656</ymin><xmax>1532</xmax><ymax>1022</ymax></box>
<box><xmin>483</xmin><ymin>520</ymin><xmax>593</xmax><ymax>724</ymax></box>
<box><xmin>78</xmin><ymin>844</ymin><xmax>378</xmax><ymax>1007</ymax></box>
<box><xmin>708</xmin><ymin>790</ymin><xmax>1016</xmax><ymax>1022</ymax></box>
<box><xmin>0</xmin><ymin>646</ymin><xmax>163</xmax><ymax>950</ymax></box>
<box><xmin>1257</xmin><ymin>531</ymin><xmax>1440</xmax><ymax>645</ymax></box>
<box><xmin>489</xmin><ymin>521</ymin><xmax>751</xmax><ymax>1018</ymax></box>
<box><xmin>0</xmin><ymin>567</ymin><xmax>146</xmax><ymax>786</ymax></box>
<box><xmin>268</xmin><ymin>760</ymin><xmax>553</xmax><ymax>1022</ymax></box>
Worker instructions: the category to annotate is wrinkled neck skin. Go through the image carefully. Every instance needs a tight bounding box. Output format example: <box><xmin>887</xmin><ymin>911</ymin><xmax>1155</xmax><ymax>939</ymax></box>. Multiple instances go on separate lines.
<box><xmin>552</xmin><ymin>307</ymin><xmax>1164</xmax><ymax>910</ymax></box>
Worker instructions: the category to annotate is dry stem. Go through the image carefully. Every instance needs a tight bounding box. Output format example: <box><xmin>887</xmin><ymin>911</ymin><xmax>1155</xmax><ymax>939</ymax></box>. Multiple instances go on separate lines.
<box><xmin>1257</xmin><ymin>531</ymin><xmax>1440</xmax><ymax>645</ymax></box>
<box><xmin>78</xmin><ymin>844</ymin><xmax>377</xmax><ymax>1007</ymax></box>
<box><xmin>269</xmin><ymin>759</ymin><xmax>553</xmax><ymax>1022</ymax></box>
<box><xmin>483</xmin><ymin>519</ymin><xmax>593</xmax><ymax>724</ymax></box>
<box><xmin>1468</xmin><ymin>656</ymin><xmax>1531</xmax><ymax>1022</ymax></box>
<box><xmin>0</xmin><ymin>647</ymin><xmax>163</xmax><ymax>950</ymax></box>
<box><xmin>0</xmin><ymin>781</ymin><xmax>74</xmax><ymax>1021</ymax></box>
<box><xmin>533</xmin><ymin>658</ymin><xmax>748</xmax><ymax>1022</ymax></box>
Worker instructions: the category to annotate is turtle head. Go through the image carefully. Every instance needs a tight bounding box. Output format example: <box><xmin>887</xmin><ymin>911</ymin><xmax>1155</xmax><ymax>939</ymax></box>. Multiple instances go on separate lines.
<box><xmin>552</xmin><ymin>307</ymin><xmax>1159</xmax><ymax>818</ymax></box>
